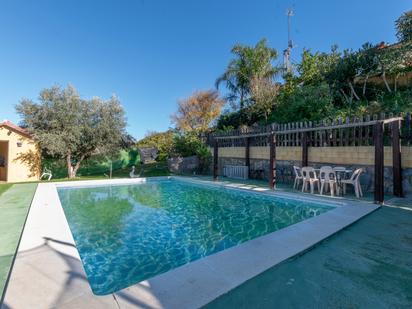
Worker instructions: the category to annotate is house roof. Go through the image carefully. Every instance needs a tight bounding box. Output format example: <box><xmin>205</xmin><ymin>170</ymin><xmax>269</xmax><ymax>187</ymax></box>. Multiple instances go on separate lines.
<box><xmin>376</xmin><ymin>41</ymin><xmax>412</xmax><ymax>66</ymax></box>
<box><xmin>0</xmin><ymin>120</ymin><xmax>32</xmax><ymax>138</ymax></box>
<box><xmin>377</xmin><ymin>41</ymin><xmax>408</xmax><ymax>50</ymax></box>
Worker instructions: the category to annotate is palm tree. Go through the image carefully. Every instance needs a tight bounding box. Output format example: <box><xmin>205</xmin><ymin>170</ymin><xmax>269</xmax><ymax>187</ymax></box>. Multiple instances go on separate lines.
<box><xmin>216</xmin><ymin>39</ymin><xmax>279</xmax><ymax>110</ymax></box>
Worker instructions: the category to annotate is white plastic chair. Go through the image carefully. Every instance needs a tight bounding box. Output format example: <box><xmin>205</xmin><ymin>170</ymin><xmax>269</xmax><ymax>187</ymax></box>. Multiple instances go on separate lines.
<box><xmin>293</xmin><ymin>166</ymin><xmax>303</xmax><ymax>190</ymax></box>
<box><xmin>319</xmin><ymin>166</ymin><xmax>339</xmax><ymax>196</ymax></box>
<box><xmin>333</xmin><ymin>166</ymin><xmax>346</xmax><ymax>180</ymax></box>
<box><xmin>301</xmin><ymin>167</ymin><xmax>319</xmax><ymax>194</ymax></box>
<box><xmin>341</xmin><ymin>168</ymin><xmax>363</xmax><ymax>198</ymax></box>
<box><xmin>333</xmin><ymin>166</ymin><xmax>346</xmax><ymax>171</ymax></box>
<box><xmin>40</xmin><ymin>167</ymin><xmax>52</xmax><ymax>181</ymax></box>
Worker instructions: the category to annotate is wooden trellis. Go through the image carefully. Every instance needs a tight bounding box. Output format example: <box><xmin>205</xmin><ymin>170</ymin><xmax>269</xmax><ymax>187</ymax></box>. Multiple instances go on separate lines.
<box><xmin>210</xmin><ymin>113</ymin><xmax>409</xmax><ymax>204</ymax></box>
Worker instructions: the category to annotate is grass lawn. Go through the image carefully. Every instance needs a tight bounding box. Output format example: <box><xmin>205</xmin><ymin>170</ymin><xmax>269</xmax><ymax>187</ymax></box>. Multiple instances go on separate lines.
<box><xmin>0</xmin><ymin>184</ymin><xmax>12</xmax><ymax>197</ymax></box>
<box><xmin>138</xmin><ymin>161</ymin><xmax>171</xmax><ymax>177</ymax></box>
<box><xmin>47</xmin><ymin>161</ymin><xmax>170</xmax><ymax>182</ymax></box>
<box><xmin>0</xmin><ymin>183</ymin><xmax>37</xmax><ymax>300</ymax></box>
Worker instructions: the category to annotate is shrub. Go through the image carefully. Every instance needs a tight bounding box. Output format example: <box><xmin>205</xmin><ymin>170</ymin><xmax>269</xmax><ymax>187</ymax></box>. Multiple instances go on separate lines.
<box><xmin>42</xmin><ymin>148</ymin><xmax>140</xmax><ymax>178</ymax></box>
<box><xmin>172</xmin><ymin>132</ymin><xmax>211</xmax><ymax>173</ymax></box>
<box><xmin>136</xmin><ymin>130</ymin><xmax>175</xmax><ymax>161</ymax></box>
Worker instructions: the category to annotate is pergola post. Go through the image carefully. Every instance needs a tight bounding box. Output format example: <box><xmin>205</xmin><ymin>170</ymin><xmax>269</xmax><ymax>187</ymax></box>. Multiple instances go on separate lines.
<box><xmin>213</xmin><ymin>139</ymin><xmax>218</xmax><ymax>180</ymax></box>
<box><xmin>245</xmin><ymin>137</ymin><xmax>250</xmax><ymax>176</ymax></box>
<box><xmin>374</xmin><ymin>122</ymin><xmax>384</xmax><ymax>204</ymax></box>
<box><xmin>302</xmin><ymin>132</ymin><xmax>308</xmax><ymax>167</ymax></box>
<box><xmin>269</xmin><ymin>133</ymin><xmax>276</xmax><ymax>189</ymax></box>
<box><xmin>391</xmin><ymin>120</ymin><xmax>403</xmax><ymax>197</ymax></box>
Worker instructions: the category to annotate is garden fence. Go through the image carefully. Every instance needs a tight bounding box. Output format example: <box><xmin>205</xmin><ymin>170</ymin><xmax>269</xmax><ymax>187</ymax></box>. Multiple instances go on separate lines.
<box><xmin>206</xmin><ymin>112</ymin><xmax>411</xmax><ymax>204</ymax></box>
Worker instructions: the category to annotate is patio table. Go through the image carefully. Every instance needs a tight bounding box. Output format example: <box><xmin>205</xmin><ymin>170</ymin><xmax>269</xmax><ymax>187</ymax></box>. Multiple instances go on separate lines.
<box><xmin>314</xmin><ymin>168</ymin><xmax>352</xmax><ymax>196</ymax></box>
<box><xmin>335</xmin><ymin>169</ymin><xmax>352</xmax><ymax>193</ymax></box>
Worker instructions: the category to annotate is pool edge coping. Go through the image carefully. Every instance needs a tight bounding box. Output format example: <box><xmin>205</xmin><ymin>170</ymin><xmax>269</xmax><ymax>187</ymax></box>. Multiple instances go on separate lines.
<box><xmin>2</xmin><ymin>177</ymin><xmax>380</xmax><ymax>309</ymax></box>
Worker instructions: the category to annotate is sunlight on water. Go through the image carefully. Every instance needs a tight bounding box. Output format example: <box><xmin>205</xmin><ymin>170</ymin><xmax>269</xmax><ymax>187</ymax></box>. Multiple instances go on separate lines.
<box><xmin>58</xmin><ymin>179</ymin><xmax>332</xmax><ymax>295</ymax></box>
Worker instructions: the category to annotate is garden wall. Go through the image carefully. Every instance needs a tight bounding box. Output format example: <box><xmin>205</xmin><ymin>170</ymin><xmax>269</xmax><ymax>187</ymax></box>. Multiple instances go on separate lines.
<box><xmin>168</xmin><ymin>156</ymin><xmax>199</xmax><ymax>175</ymax></box>
<box><xmin>210</xmin><ymin>146</ymin><xmax>412</xmax><ymax>195</ymax></box>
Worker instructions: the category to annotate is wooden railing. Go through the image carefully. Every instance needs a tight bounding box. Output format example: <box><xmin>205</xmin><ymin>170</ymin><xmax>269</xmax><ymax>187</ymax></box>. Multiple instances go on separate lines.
<box><xmin>206</xmin><ymin>112</ymin><xmax>411</xmax><ymax>147</ymax></box>
<box><xmin>206</xmin><ymin>112</ymin><xmax>411</xmax><ymax>204</ymax></box>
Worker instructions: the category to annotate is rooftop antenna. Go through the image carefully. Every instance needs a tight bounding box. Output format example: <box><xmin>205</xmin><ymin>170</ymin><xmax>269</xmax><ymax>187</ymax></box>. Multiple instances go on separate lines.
<box><xmin>283</xmin><ymin>8</ymin><xmax>294</xmax><ymax>74</ymax></box>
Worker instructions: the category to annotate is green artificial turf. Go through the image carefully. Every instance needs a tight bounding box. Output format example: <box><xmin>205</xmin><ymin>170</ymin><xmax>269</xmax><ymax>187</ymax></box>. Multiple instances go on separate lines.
<box><xmin>0</xmin><ymin>184</ymin><xmax>12</xmax><ymax>197</ymax></box>
<box><xmin>0</xmin><ymin>183</ymin><xmax>37</xmax><ymax>300</ymax></box>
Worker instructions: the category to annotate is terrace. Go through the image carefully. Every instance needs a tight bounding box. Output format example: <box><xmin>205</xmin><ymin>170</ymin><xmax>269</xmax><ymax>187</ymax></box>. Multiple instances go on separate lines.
<box><xmin>0</xmin><ymin>167</ymin><xmax>411</xmax><ymax>308</ymax></box>
<box><xmin>1</xmin><ymin>112</ymin><xmax>412</xmax><ymax>308</ymax></box>
<box><xmin>1</xmin><ymin>4</ymin><xmax>412</xmax><ymax>309</ymax></box>
<box><xmin>207</xmin><ymin>112</ymin><xmax>411</xmax><ymax>204</ymax></box>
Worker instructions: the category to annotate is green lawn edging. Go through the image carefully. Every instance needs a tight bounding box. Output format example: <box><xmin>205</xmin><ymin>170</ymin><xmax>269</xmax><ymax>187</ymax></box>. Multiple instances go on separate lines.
<box><xmin>0</xmin><ymin>183</ymin><xmax>37</xmax><ymax>302</ymax></box>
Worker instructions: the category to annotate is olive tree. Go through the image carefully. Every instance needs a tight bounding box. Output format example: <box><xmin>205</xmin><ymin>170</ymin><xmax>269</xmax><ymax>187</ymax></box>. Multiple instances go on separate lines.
<box><xmin>396</xmin><ymin>10</ymin><xmax>412</xmax><ymax>42</ymax></box>
<box><xmin>16</xmin><ymin>85</ymin><xmax>127</xmax><ymax>178</ymax></box>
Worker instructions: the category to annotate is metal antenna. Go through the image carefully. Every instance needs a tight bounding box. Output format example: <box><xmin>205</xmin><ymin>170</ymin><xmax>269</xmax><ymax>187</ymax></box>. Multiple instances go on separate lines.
<box><xmin>287</xmin><ymin>8</ymin><xmax>294</xmax><ymax>49</ymax></box>
<box><xmin>283</xmin><ymin>8</ymin><xmax>294</xmax><ymax>74</ymax></box>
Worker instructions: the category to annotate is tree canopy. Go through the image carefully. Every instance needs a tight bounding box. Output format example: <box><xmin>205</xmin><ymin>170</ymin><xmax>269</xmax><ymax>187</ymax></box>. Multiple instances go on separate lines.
<box><xmin>216</xmin><ymin>10</ymin><xmax>412</xmax><ymax>130</ymax></box>
<box><xmin>216</xmin><ymin>39</ymin><xmax>279</xmax><ymax>110</ymax></box>
<box><xmin>140</xmin><ymin>10</ymin><xmax>412</xmax><ymax>164</ymax></box>
<box><xmin>16</xmin><ymin>85</ymin><xmax>127</xmax><ymax>178</ymax></box>
<box><xmin>136</xmin><ymin>130</ymin><xmax>175</xmax><ymax>161</ymax></box>
<box><xmin>396</xmin><ymin>10</ymin><xmax>412</xmax><ymax>42</ymax></box>
<box><xmin>171</xmin><ymin>90</ymin><xmax>225</xmax><ymax>132</ymax></box>
<box><xmin>249</xmin><ymin>76</ymin><xmax>279</xmax><ymax>121</ymax></box>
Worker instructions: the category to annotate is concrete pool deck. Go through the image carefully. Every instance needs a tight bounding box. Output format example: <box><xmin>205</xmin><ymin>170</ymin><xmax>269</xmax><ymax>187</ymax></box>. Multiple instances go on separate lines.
<box><xmin>1</xmin><ymin>177</ymin><xmax>379</xmax><ymax>309</ymax></box>
<box><xmin>204</xmin><ymin>199</ymin><xmax>412</xmax><ymax>308</ymax></box>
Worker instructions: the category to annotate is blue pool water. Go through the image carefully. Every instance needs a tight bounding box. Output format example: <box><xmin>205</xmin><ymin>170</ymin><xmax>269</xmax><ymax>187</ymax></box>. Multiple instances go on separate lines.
<box><xmin>58</xmin><ymin>179</ymin><xmax>333</xmax><ymax>295</ymax></box>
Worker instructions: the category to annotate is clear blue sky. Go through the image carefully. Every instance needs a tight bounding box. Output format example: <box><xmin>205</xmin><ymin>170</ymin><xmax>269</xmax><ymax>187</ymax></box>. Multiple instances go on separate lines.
<box><xmin>0</xmin><ymin>0</ymin><xmax>409</xmax><ymax>139</ymax></box>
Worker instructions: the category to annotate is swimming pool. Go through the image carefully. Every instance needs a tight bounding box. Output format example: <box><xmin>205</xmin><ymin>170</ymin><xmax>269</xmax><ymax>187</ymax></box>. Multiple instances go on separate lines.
<box><xmin>57</xmin><ymin>178</ymin><xmax>333</xmax><ymax>295</ymax></box>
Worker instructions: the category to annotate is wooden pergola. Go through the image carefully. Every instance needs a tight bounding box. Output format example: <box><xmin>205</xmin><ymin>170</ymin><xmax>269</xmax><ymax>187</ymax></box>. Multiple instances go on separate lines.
<box><xmin>211</xmin><ymin>116</ymin><xmax>405</xmax><ymax>204</ymax></box>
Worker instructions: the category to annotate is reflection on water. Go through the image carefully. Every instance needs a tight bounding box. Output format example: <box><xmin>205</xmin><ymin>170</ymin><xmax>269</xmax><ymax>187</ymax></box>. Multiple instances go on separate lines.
<box><xmin>58</xmin><ymin>180</ymin><xmax>332</xmax><ymax>295</ymax></box>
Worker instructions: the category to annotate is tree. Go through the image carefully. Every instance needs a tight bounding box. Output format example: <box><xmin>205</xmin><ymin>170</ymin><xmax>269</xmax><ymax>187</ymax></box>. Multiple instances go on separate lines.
<box><xmin>323</xmin><ymin>48</ymin><xmax>363</xmax><ymax>103</ymax></box>
<box><xmin>172</xmin><ymin>131</ymin><xmax>211</xmax><ymax>173</ymax></box>
<box><xmin>16</xmin><ymin>85</ymin><xmax>127</xmax><ymax>178</ymax></box>
<box><xmin>396</xmin><ymin>10</ymin><xmax>412</xmax><ymax>42</ymax></box>
<box><xmin>297</xmin><ymin>49</ymin><xmax>323</xmax><ymax>85</ymax></box>
<box><xmin>136</xmin><ymin>130</ymin><xmax>175</xmax><ymax>161</ymax></box>
<box><xmin>249</xmin><ymin>75</ymin><xmax>279</xmax><ymax>121</ymax></box>
<box><xmin>171</xmin><ymin>90</ymin><xmax>225</xmax><ymax>132</ymax></box>
<box><xmin>271</xmin><ymin>82</ymin><xmax>334</xmax><ymax>123</ymax></box>
<box><xmin>355</xmin><ymin>43</ymin><xmax>380</xmax><ymax>96</ymax></box>
<box><xmin>216</xmin><ymin>39</ymin><xmax>279</xmax><ymax>110</ymax></box>
<box><xmin>213</xmin><ymin>11</ymin><xmax>412</xmax><ymax>130</ymax></box>
<box><xmin>375</xmin><ymin>41</ymin><xmax>412</xmax><ymax>93</ymax></box>
<box><xmin>296</xmin><ymin>46</ymin><xmax>341</xmax><ymax>86</ymax></box>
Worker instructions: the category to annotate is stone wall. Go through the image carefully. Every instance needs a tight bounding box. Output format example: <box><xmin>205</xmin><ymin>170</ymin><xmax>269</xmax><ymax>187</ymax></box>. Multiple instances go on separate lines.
<box><xmin>168</xmin><ymin>156</ymin><xmax>199</xmax><ymax>175</ymax></box>
<box><xmin>138</xmin><ymin>147</ymin><xmax>158</xmax><ymax>164</ymax></box>
<box><xmin>211</xmin><ymin>146</ymin><xmax>412</xmax><ymax>195</ymax></box>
